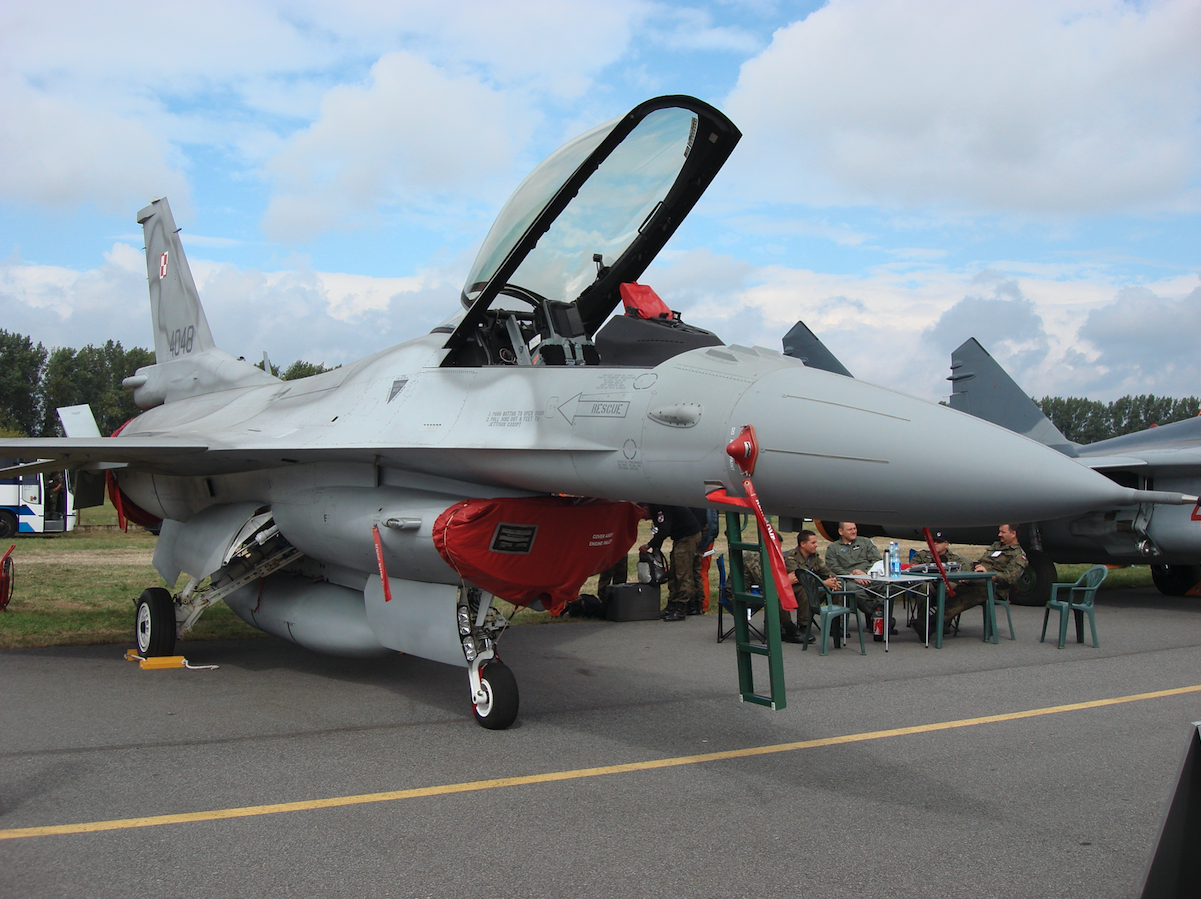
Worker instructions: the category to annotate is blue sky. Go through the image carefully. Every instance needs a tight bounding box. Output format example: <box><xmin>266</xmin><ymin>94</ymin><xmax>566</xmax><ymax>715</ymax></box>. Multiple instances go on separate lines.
<box><xmin>2</xmin><ymin>0</ymin><xmax>1198</xmax><ymax>402</ymax></box>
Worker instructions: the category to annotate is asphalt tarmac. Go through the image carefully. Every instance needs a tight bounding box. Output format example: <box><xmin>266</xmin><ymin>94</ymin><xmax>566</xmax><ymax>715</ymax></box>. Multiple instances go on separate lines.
<box><xmin>2</xmin><ymin>584</ymin><xmax>1200</xmax><ymax>899</ymax></box>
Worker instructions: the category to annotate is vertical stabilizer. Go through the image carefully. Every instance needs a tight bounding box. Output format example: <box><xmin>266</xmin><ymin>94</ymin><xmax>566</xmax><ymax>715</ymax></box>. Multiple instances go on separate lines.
<box><xmin>948</xmin><ymin>338</ymin><xmax>1075</xmax><ymax>452</ymax></box>
<box><xmin>781</xmin><ymin>321</ymin><xmax>854</xmax><ymax>377</ymax></box>
<box><xmin>137</xmin><ymin>198</ymin><xmax>216</xmax><ymax>365</ymax></box>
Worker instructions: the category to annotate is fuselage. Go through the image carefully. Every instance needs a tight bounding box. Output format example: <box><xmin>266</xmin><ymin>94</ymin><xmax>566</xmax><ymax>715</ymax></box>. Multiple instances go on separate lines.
<box><xmin>116</xmin><ymin>327</ymin><xmax>1156</xmax><ymax>589</ymax></box>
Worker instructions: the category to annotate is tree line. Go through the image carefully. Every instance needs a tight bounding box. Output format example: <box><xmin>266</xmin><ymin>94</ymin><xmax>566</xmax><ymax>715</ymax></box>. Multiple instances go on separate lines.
<box><xmin>1037</xmin><ymin>395</ymin><xmax>1200</xmax><ymax>444</ymax></box>
<box><xmin>0</xmin><ymin>329</ymin><xmax>331</xmax><ymax>438</ymax></box>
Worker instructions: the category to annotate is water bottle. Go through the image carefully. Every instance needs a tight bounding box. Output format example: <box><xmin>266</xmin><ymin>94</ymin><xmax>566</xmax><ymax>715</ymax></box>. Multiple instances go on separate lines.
<box><xmin>890</xmin><ymin>541</ymin><xmax>901</xmax><ymax>575</ymax></box>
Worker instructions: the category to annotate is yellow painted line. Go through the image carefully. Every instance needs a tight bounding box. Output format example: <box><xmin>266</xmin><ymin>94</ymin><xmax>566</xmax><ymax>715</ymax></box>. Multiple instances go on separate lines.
<box><xmin>3</xmin><ymin>683</ymin><xmax>1200</xmax><ymax>841</ymax></box>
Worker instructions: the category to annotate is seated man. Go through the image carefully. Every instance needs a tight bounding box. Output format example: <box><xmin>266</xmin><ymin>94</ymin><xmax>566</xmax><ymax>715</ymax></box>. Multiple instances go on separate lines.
<box><xmin>741</xmin><ymin>531</ymin><xmax>812</xmax><ymax>644</ymax></box>
<box><xmin>911</xmin><ymin>531</ymin><xmax>968</xmax><ymax>568</ymax></box>
<box><xmin>928</xmin><ymin>523</ymin><xmax>1027</xmax><ymax>633</ymax></box>
<box><xmin>786</xmin><ymin>529</ymin><xmax>841</xmax><ymax>634</ymax></box>
<box><xmin>823</xmin><ymin>521</ymin><xmax>884</xmax><ymax>622</ymax></box>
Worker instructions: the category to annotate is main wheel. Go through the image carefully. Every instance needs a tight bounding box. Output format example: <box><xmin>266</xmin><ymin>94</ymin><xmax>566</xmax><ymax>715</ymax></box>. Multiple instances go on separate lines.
<box><xmin>1010</xmin><ymin>549</ymin><xmax>1056</xmax><ymax>606</ymax></box>
<box><xmin>135</xmin><ymin>588</ymin><xmax>176</xmax><ymax>657</ymax></box>
<box><xmin>0</xmin><ymin>510</ymin><xmax>17</xmax><ymax>540</ymax></box>
<box><xmin>1151</xmin><ymin>564</ymin><xmax>1201</xmax><ymax>596</ymax></box>
<box><xmin>472</xmin><ymin>662</ymin><xmax>519</xmax><ymax>730</ymax></box>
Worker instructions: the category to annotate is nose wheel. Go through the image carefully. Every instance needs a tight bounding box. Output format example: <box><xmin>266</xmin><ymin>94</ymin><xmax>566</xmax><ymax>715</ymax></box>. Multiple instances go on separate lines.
<box><xmin>471</xmin><ymin>660</ymin><xmax>519</xmax><ymax>729</ymax></box>
<box><xmin>459</xmin><ymin>588</ymin><xmax>519</xmax><ymax>729</ymax></box>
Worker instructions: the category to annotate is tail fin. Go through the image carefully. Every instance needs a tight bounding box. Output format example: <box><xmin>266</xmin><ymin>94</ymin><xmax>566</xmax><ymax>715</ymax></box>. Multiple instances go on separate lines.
<box><xmin>781</xmin><ymin>321</ymin><xmax>854</xmax><ymax>377</ymax></box>
<box><xmin>127</xmin><ymin>197</ymin><xmax>276</xmax><ymax>408</ymax></box>
<box><xmin>948</xmin><ymin>338</ymin><xmax>1075</xmax><ymax>452</ymax></box>
<box><xmin>137</xmin><ymin>198</ymin><xmax>216</xmax><ymax>365</ymax></box>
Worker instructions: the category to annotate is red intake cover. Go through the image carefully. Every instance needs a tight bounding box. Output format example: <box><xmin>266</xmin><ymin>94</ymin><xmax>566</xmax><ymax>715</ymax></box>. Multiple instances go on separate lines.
<box><xmin>433</xmin><ymin>497</ymin><xmax>644</xmax><ymax>614</ymax></box>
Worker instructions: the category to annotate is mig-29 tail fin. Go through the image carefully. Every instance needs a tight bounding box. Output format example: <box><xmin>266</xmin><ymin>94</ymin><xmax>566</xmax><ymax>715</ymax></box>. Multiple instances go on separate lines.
<box><xmin>124</xmin><ymin>198</ymin><xmax>277</xmax><ymax>409</ymax></box>
<box><xmin>947</xmin><ymin>338</ymin><xmax>1076</xmax><ymax>454</ymax></box>
<box><xmin>781</xmin><ymin>321</ymin><xmax>854</xmax><ymax>377</ymax></box>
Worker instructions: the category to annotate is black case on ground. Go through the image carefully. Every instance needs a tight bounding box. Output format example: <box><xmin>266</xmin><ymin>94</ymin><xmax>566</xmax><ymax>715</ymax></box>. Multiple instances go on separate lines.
<box><xmin>605</xmin><ymin>583</ymin><xmax>662</xmax><ymax>622</ymax></box>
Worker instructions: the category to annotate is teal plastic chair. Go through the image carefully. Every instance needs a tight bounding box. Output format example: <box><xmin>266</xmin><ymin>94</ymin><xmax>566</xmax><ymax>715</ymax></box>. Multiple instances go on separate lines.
<box><xmin>987</xmin><ymin>586</ymin><xmax>1016</xmax><ymax>643</ymax></box>
<box><xmin>1041</xmin><ymin>565</ymin><xmax>1106</xmax><ymax>649</ymax></box>
<box><xmin>797</xmin><ymin>569</ymin><xmax>865</xmax><ymax>656</ymax></box>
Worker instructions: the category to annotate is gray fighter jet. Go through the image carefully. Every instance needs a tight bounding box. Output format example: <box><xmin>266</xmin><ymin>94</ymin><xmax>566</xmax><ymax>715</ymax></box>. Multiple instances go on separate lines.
<box><xmin>1</xmin><ymin>97</ymin><xmax>1188</xmax><ymax>728</ymax></box>
<box><xmin>945</xmin><ymin>338</ymin><xmax>1201</xmax><ymax>600</ymax></box>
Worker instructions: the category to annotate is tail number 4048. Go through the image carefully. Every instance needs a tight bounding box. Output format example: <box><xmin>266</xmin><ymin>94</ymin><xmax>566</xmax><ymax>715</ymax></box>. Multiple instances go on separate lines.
<box><xmin>167</xmin><ymin>325</ymin><xmax>195</xmax><ymax>357</ymax></box>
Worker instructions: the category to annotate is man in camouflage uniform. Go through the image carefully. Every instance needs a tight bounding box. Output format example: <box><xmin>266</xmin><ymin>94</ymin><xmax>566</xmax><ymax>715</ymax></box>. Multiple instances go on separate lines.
<box><xmin>823</xmin><ymin>522</ymin><xmax>883</xmax><ymax>619</ymax></box>
<box><xmin>936</xmin><ymin>523</ymin><xmax>1028</xmax><ymax>625</ymax></box>
<box><xmin>732</xmin><ymin>528</ymin><xmax>815</xmax><ymax>644</ymax></box>
<box><xmin>910</xmin><ymin>531</ymin><xmax>968</xmax><ymax>568</ymax></box>
<box><xmin>785</xmin><ymin>529</ymin><xmax>841</xmax><ymax>634</ymax></box>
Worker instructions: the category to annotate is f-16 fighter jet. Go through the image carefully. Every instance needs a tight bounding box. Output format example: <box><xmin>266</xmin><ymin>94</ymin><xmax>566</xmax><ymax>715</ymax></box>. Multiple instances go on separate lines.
<box><xmin>1</xmin><ymin>97</ymin><xmax>1187</xmax><ymax>728</ymax></box>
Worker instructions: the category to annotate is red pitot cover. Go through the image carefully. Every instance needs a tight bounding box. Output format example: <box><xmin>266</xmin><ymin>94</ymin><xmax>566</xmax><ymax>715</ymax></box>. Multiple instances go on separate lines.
<box><xmin>433</xmin><ymin>497</ymin><xmax>644</xmax><ymax>614</ymax></box>
<box><xmin>619</xmin><ymin>282</ymin><xmax>672</xmax><ymax>320</ymax></box>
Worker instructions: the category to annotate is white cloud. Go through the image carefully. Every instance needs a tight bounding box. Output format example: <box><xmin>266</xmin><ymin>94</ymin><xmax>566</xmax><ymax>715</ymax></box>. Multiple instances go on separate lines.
<box><xmin>0</xmin><ymin>246</ymin><xmax>459</xmax><ymax>367</ymax></box>
<box><xmin>1077</xmin><ymin>283</ymin><xmax>1201</xmax><ymax>396</ymax></box>
<box><xmin>723</xmin><ymin>0</ymin><xmax>1201</xmax><ymax>216</ymax></box>
<box><xmin>261</xmin><ymin>52</ymin><xmax>531</xmax><ymax>242</ymax></box>
<box><xmin>0</xmin><ymin>1</ymin><xmax>652</xmax><ymax>227</ymax></box>
<box><xmin>643</xmin><ymin>249</ymin><xmax>1200</xmax><ymax>401</ymax></box>
<box><xmin>0</xmin><ymin>74</ymin><xmax>190</xmax><ymax>213</ymax></box>
<box><xmin>5</xmin><ymin>239</ymin><xmax>1197</xmax><ymax>403</ymax></box>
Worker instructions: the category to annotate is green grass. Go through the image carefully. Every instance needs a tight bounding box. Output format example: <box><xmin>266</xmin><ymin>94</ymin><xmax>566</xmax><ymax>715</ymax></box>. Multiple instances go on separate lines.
<box><xmin>1054</xmin><ymin>563</ymin><xmax>1153</xmax><ymax>590</ymax></box>
<box><xmin>0</xmin><ymin>501</ymin><xmax>263</xmax><ymax>649</ymax></box>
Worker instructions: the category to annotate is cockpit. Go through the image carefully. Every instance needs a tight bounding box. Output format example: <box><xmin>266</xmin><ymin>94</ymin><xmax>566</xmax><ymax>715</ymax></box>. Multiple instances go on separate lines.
<box><xmin>439</xmin><ymin>96</ymin><xmax>740</xmax><ymax>369</ymax></box>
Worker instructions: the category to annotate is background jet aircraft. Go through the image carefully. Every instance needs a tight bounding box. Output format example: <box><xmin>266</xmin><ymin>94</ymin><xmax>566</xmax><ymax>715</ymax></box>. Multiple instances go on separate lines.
<box><xmin>0</xmin><ymin>97</ymin><xmax>1185</xmax><ymax>729</ymax></box>
<box><xmin>944</xmin><ymin>338</ymin><xmax>1201</xmax><ymax>600</ymax></box>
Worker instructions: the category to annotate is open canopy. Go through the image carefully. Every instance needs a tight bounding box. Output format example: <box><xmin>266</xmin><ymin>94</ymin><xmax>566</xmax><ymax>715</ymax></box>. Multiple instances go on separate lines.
<box><xmin>443</xmin><ymin>96</ymin><xmax>739</xmax><ymax>357</ymax></box>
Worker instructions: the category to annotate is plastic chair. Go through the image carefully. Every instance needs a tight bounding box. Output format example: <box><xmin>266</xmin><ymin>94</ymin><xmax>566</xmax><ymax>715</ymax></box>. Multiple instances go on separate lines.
<box><xmin>1041</xmin><ymin>565</ymin><xmax>1106</xmax><ymax>649</ymax></box>
<box><xmin>796</xmin><ymin>568</ymin><xmax>865</xmax><ymax>656</ymax></box>
<box><xmin>716</xmin><ymin>554</ymin><xmax>765</xmax><ymax>644</ymax></box>
<box><xmin>986</xmin><ymin>585</ymin><xmax>1016</xmax><ymax>643</ymax></box>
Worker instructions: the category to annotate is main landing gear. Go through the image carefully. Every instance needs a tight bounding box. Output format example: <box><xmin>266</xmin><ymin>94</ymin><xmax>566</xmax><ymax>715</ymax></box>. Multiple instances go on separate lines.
<box><xmin>132</xmin><ymin>515</ymin><xmax>302</xmax><ymax>657</ymax></box>
<box><xmin>459</xmin><ymin>588</ymin><xmax>519</xmax><ymax>729</ymax></box>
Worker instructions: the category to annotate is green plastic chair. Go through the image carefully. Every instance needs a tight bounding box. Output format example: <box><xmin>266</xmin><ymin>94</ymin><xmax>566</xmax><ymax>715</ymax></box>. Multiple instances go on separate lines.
<box><xmin>797</xmin><ymin>569</ymin><xmax>866</xmax><ymax>656</ymax></box>
<box><xmin>1041</xmin><ymin>565</ymin><xmax>1107</xmax><ymax>649</ymax></box>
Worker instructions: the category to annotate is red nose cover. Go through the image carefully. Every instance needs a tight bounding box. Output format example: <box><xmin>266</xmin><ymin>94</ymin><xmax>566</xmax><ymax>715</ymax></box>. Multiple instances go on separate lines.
<box><xmin>433</xmin><ymin>497</ymin><xmax>644</xmax><ymax>613</ymax></box>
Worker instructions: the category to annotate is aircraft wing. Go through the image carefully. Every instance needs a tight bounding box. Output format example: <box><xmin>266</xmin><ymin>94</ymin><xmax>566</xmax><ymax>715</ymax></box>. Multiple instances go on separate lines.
<box><xmin>0</xmin><ymin>436</ymin><xmax>615</xmax><ymax>478</ymax></box>
<box><xmin>0</xmin><ymin>437</ymin><xmax>210</xmax><ymax>476</ymax></box>
<box><xmin>1076</xmin><ymin>454</ymin><xmax>1151</xmax><ymax>471</ymax></box>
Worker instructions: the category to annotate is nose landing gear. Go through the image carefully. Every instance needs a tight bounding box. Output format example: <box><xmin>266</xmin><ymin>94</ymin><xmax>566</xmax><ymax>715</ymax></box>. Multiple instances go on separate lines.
<box><xmin>459</xmin><ymin>588</ymin><xmax>519</xmax><ymax>729</ymax></box>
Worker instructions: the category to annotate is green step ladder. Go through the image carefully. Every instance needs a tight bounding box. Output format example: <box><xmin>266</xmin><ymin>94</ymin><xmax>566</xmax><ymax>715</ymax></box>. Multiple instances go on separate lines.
<box><xmin>724</xmin><ymin>511</ymin><xmax>786</xmax><ymax>710</ymax></box>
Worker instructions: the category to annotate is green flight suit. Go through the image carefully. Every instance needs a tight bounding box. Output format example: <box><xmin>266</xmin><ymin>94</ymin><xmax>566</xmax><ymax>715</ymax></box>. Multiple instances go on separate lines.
<box><xmin>824</xmin><ymin>536</ymin><xmax>883</xmax><ymax>617</ymax></box>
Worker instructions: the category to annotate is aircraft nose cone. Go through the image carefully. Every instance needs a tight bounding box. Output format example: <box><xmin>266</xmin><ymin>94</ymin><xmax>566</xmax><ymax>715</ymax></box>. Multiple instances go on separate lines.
<box><xmin>733</xmin><ymin>369</ymin><xmax>1132</xmax><ymax>527</ymax></box>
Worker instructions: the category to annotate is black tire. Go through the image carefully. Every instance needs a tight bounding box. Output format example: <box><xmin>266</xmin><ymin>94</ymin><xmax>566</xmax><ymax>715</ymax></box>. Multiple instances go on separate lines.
<box><xmin>1151</xmin><ymin>564</ymin><xmax>1201</xmax><ymax>597</ymax></box>
<box><xmin>135</xmin><ymin>587</ymin><xmax>176</xmax><ymax>656</ymax></box>
<box><xmin>472</xmin><ymin>661</ymin><xmax>519</xmax><ymax>730</ymax></box>
<box><xmin>0</xmin><ymin>510</ymin><xmax>17</xmax><ymax>540</ymax></box>
<box><xmin>1010</xmin><ymin>549</ymin><xmax>1056</xmax><ymax>606</ymax></box>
